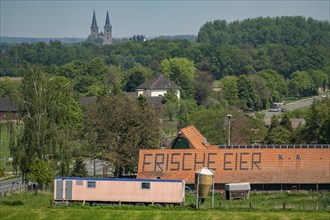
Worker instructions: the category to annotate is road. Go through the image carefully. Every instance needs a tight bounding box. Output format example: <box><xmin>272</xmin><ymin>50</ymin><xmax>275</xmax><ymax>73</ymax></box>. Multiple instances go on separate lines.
<box><xmin>264</xmin><ymin>98</ymin><xmax>314</xmax><ymax>124</ymax></box>
<box><xmin>0</xmin><ymin>177</ymin><xmax>24</xmax><ymax>193</ymax></box>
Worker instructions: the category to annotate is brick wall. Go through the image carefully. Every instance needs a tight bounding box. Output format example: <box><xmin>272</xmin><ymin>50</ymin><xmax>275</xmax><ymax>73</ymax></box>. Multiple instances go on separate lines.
<box><xmin>137</xmin><ymin>148</ymin><xmax>330</xmax><ymax>184</ymax></box>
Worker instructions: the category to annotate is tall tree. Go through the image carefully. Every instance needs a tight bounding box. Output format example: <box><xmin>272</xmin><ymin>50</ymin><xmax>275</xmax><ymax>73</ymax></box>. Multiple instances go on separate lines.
<box><xmin>160</xmin><ymin>57</ymin><xmax>196</xmax><ymax>99</ymax></box>
<box><xmin>27</xmin><ymin>158</ymin><xmax>53</xmax><ymax>191</ymax></box>
<box><xmin>14</xmin><ymin>65</ymin><xmax>82</xmax><ymax>180</ymax></box>
<box><xmin>71</xmin><ymin>157</ymin><xmax>88</xmax><ymax>177</ymax></box>
<box><xmin>237</xmin><ymin>75</ymin><xmax>259</xmax><ymax>111</ymax></box>
<box><xmin>84</xmin><ymin>94</ymin><xmax>160</xmax><ymax>177</ymax></box>
<box><xmin>194</xmin><ymin>71</ymin><xmax>214</xmax><ymax>105</ymax></box>
<box><xmin>302</xmin><ymin>98</ymin><xmax>330</xmax><ymax>144</ymax></box>
<box><xmin>219</xmin><ymin>75</ymin><xmax>238</xmax><ymax>106</ymax></box>
<box><xmin>289</xmin><ymin>71</ymin><xmax>314</xmax><ymax>97</ymax></box>
<box><xmin>124</xmin><ymin>65</ymin><xmax>153</xmax><ymax>92</ymax></box>
<box><xmin>256</xmin><ymin>69</ymin><xmax>287</xmax><ymax>103</ymax></box>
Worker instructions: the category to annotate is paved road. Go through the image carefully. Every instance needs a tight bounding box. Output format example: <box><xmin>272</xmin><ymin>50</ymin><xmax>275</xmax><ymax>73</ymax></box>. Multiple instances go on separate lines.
<box><xmin>0</xmin><ymin>177</ymin><xmax>24</xmax><ymax>193</ymax></box>
<box><xmin>264</xmin><ymin>98</ymin><xmax>314</xmax><ymax>119</ymax></box>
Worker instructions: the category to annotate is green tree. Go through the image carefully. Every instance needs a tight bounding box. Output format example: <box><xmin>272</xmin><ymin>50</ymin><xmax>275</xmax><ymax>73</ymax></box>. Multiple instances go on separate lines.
<box><xmin>163</xmin><ymin>89</ymin><xmax>179</xmax><ymax>121</ymax></box>
<box><xmin>289</xmin><ymin>71</ymin><xmax>314</xmax><ymax>97</ymax></box>
<box><xmin>71</xmin><ymin>157</ymin><xmax>88</xmax><ymax>177</ymax></box>
<box><xmin>15</xmin><ymin>65</ymin><xmax>82</xmax><ymax>180</ymax></box>
<box><xmin>124</xmin><ymin>65</ymin><xmax>153</xmax><ymax>92</ymax></box>
<box><xmin>194</xmin><ymin>71</ymin><xmax>214</xmax><ymax>105</ymax></box>
<box><xmin>309</xmin><ymin>69</ymin><xmax>328</xmax><ymax>94</ymax></box>
<box><xmin>27</xmin><ymin>158</ymin><xmax>53</xmax><ymax>191</ymax></box>
<box><xmin>160</xmin><ymin>57</ymin><xmax>196</xmax><ymax>99</ymax></box>
<box><xmin>264</xmin><ymin>114</ymin><xmax>295</xmax><ymax>144</ymax></box>
<box><xmin>264</xmin><ymin>126</ymin><xmax>292</xmax><ymax>144</ymax></box>
<box><xmin>237</xmin><ymin>75</ymin><xmax>259</xmax><ymax>111</ymax></box>
<box><xmin>302</xmin><ymin>98</ymin><xmax>330</xmax><ymax>143</ymax></box>
<box><xmin>280</xmin><ymin>114</ymin><xmax>293</xmax><ymax>131</ymax></box>
<box><xmin>84</xmin><ymin>94</ymin><xmax>160</xmax><ymax>177</ymax></box>
<box><xmin>187</xmin><ymin>107</ymin><xmax>229</xmax><ymax>144</ymax></box>
<box><xmin>256</xmin><ymin>69</ymin><xmax>288</xmax><ymax>103</ymax></box>
<box><xmin>219</xmin><ymin>76</ymin><xmax>238</xmax><ymax>106</ymax></box>
<box><xmin>249</xmin><ymin>74</ymin><xmax>271</xmax><ymax>109</ymax></box>
<box><xmin>268</xmin><ymin>115</ymin><xmax>280</xmax><ymax>132</ymax></box>
<box><xmin>242</xmin><ymin>113</ymin><xmax>267</xmax><ymax>144</ymax></box>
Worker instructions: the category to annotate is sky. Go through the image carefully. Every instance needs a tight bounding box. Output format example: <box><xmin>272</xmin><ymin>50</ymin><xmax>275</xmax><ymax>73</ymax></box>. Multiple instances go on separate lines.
<box><xmin>1</xmin><ymin>0</ymin><xmax>329</xmax><ymax>38</ymax></box>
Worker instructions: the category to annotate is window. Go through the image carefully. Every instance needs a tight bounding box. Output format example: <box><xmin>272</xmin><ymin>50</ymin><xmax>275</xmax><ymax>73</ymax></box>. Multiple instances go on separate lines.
<box><xmin>278</xmin><ymin>154</ymin><xmax>283</xmax><ymax>160</ymax></box>
<box><xmin>141</xmin><ymin>182</ymin><xmax>150</xmax><ymax>190</ymax></box>
<box><xmin>296</xmin><ymin>154</ymin><xmax>301</xmax><ymax>160</ymax></box>
<box><xmin>76</xmin><ymin>180</ymin><xmax>83</xmax><ymax>186</ymax></box>
<box><xmin>87</xmin><ymin>181</ymin><xmax>96</xmax><ymax>188</ymax></box>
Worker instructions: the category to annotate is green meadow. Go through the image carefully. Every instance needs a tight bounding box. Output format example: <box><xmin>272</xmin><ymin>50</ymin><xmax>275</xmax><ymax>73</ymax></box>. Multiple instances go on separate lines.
<box><xmin>0</xmin><ymin>191</ymin><xmax>329</xmax><ymax>220</ymax></box>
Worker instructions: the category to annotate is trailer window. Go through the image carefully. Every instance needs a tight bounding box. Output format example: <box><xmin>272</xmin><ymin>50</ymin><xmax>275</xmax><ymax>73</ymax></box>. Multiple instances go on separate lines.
<box><xmin>76</xmin><ymin>180</ymin><xmax>83</xmax><ymax>186</ymax></box>
<box><xmin>141</xmin><ymin>182</ymin><xmax>150</xmax><ymax>190</ymax></box>
<box><xmin>87</xmin><ymin>181</ymin><xmax>96</xmax><ymax>188</ymax></box>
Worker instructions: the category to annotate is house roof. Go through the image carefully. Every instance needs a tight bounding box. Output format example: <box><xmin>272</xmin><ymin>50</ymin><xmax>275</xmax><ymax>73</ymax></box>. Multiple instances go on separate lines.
<box><xmin>137</xmin><ymin>74</ymin><xmax>181</xmax><ymax>90</ymax></box>
<box><xmin>180</xmin><ymin>125</ymin><xmax>208</xmax><ymax>150</ymax></box>
<box><xmin>0</xmin><ymin>97</ymin><xmax>17</xmax><ymax>112</ymax></box>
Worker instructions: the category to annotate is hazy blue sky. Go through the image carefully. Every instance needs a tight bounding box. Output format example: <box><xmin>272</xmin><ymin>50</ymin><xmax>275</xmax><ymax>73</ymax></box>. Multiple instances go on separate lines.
<box><xmin>1</xmin><ymin>0</ymin><xmax>329</xmax><ymax>38</ymax></box>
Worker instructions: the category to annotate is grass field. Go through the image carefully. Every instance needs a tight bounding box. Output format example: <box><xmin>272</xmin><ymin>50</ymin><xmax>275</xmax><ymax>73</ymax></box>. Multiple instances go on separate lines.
<box><xmin>0</xmin><ymin>191</ymin><xmax>329</xmax><ymax>220</ymax></box>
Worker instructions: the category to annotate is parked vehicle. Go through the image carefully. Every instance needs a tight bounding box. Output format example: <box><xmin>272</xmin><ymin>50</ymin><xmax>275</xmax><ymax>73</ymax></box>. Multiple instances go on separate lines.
<box><xmin>269</xmin><ymin>108</ymin><xmax>280</xmax><ymax>112</ymax></box>
<box><xmin>54</xmin><ymin>177</ymin><xmax>185</xmax><ymax>206</ymax></box>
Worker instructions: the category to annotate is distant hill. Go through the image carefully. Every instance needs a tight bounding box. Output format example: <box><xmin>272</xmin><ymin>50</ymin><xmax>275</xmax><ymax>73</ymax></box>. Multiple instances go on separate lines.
<box><xmin>0</xmin><ymin>36</ymin><xmax>86</xmax><ymax>44</ymax></box>
<box><xmin>1</xmin><ymin>35</ymin><xmax>197</xmax><ymax>45</ymax></box>
<box><xmin>153</xmin><ymin>35</ymin><xmax>197</xmax><ymax>41</ymax></box>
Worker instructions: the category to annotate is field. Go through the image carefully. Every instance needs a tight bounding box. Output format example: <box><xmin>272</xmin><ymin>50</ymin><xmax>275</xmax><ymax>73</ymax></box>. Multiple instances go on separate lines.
<box><xmin>0</xmin><ymin>191</ymin><xmax>329</xmax><ymax>220</ymax></box>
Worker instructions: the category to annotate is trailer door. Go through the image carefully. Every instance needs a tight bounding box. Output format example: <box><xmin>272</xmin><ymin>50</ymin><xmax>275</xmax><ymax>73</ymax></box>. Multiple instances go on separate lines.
<box><xmin>55</xmin><ymin>180</ymin><xmax>63</xmax><ymax>200</ymax></box>
<box><xmin>65</xmin><ymin>180</ymin><xmax>73</xmax><ymax>200</ymax></box>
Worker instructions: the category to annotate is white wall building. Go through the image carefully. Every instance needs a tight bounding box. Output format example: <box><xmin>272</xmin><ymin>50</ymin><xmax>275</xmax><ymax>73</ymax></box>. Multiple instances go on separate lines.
<box><xmin>136</xmin><ymin>74</ymin><xmax>181</xmax><ymax>99</ymax></box>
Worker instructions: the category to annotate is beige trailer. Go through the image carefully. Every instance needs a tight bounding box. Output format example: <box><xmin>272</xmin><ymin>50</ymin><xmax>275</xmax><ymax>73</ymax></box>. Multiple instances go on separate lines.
<box><xmin>54</xmin><ymin>177</ymin><xmax>185</xmax><ymax>205</ymax></box>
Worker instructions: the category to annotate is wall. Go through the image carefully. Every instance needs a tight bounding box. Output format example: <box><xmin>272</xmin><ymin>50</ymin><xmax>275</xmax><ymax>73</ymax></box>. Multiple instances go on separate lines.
<box><xmin>137</xmin><ymin>147</ymin><xmax>330</xmax><ymax>184</ymax></box>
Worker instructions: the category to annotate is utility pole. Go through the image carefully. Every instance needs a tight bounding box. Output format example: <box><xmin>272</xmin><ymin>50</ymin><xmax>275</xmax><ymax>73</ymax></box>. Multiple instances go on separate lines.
<box><xmin>227</xmin><ymin>114</ymin><xmax>232</xmax><ymax>145</ymax></box>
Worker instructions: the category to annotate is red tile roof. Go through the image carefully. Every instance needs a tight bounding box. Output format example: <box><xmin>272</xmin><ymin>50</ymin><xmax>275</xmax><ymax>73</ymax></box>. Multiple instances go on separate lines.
<box><xmin>180</xmin><ymin>125</ymin><xmax>208</xmax><ymax>150</ymax></box>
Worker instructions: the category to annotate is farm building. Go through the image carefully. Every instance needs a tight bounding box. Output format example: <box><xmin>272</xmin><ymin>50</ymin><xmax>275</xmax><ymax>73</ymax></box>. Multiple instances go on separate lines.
<box><xmin>137</xmin><ymin>126</ymin><xmax>330</xmax><ymax>190</ymax></box>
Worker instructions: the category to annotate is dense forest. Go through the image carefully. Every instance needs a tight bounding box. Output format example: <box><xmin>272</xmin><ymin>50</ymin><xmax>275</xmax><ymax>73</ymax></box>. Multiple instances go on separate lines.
<box><xmin>0</xmin><ymin>16</ymin><xmax>329</xmax><ymax>180</ymax></box>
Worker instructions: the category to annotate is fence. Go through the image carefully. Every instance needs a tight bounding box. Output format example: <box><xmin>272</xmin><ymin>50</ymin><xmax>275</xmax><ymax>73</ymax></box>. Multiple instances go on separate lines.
<box><xmin>0</xmin><ymin>184</ymin><xmax>27</xmax><ymax>199</ymax></box>
<box><xmin>186</xmin><ymin>191</ymin><xmax>330</xmax><ymax>211</ymax></box>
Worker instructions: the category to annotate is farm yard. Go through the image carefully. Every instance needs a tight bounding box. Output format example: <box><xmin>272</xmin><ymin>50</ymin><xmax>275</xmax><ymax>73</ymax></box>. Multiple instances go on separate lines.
<box><xmin>0</xmin><ymin>191</ymin><xmax>329</xmax><ymax>220</ymax></box>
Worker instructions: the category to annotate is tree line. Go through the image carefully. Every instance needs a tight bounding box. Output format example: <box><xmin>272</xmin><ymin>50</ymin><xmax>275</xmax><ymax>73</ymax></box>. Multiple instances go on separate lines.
<box><xmin>198</xmin><ymin>16</ymin><xmax>330</xmax><ymax>47</ymax></box>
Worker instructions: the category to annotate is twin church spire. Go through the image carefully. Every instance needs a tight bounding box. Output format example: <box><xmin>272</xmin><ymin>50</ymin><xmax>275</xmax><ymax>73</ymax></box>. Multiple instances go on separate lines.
<box><xmin>90</xmin><ymin>10</ymin><xmax>112</xmax><ymax>45</ymax></box>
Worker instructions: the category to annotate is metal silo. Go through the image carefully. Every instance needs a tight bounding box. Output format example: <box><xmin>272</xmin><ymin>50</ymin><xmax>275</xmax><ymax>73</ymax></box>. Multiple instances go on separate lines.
<box><xmin>195</xmin><ymin>167</ymin><xmax>214</xmax><ymax>208</ymax></box>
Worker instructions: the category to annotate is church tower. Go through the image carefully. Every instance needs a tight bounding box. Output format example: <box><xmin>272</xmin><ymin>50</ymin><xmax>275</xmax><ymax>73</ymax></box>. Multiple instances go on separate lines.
<box><xmin>103</xmin><ymin>11</ymin><xmax>112</xmax><ymax>45</ymax></box>
<box><xmin>90</xmin><ymin>10</ymin><xmax>99</xmax><ymax>37</ymax></box>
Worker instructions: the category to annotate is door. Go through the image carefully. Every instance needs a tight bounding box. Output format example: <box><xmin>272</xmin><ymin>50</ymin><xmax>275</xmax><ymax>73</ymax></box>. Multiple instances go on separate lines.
<box><xmin>65</xmin><ymin>180</ymin><xmax>73</xmax><ymax>200</ymax></box>
<box><xmin>55</xmin><ymin>180</ymin><xmax>63</xmax><ymax>200</ymax></box>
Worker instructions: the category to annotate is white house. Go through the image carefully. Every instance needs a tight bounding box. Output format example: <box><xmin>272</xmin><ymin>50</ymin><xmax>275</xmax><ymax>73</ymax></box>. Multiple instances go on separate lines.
<box><xmin>136</xmin><ymin>74</ymin><xmax>181</xmax><ymax>99</ymax></box>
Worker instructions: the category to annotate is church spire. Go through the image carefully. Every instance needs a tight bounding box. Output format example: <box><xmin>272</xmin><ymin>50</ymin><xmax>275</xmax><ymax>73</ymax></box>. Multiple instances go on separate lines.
<box><xmin>90</xmin><ymin>10</ymin><xmax>99</xmax><ymax>37</ymax></box>
<box><xmin>91</xmin><ymin>10</ymin><xmax>98</xmax><ymax>27</ymax></box>
<box><xmin>103</xmin><ymin>11</ymin><xmax>112</xmax><ymax>45</ymax></box>
<box><xmin>105</xmin><ymin>11</ymin><xmax>111</xmax><ymax>26</ymax></box>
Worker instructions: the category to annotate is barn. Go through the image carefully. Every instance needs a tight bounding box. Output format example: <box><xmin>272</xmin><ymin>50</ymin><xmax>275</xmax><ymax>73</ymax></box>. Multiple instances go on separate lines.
<box><xmin>137</xmin><ymin>126</ymin><xmax>330</xmax><ymax>190</ymax></box>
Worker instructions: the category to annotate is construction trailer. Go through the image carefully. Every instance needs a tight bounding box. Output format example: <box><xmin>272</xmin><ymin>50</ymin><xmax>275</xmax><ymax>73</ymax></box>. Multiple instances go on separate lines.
<box><xmin>54</xmin><ymin>177</ymin><xmax>185</xmax><ymax>205</ymax></box>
